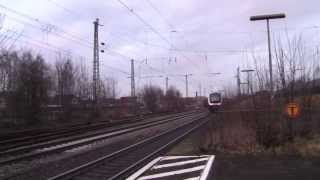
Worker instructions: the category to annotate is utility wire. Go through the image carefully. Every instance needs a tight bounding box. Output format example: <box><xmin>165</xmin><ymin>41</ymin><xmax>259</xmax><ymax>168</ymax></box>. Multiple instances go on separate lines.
<box><xmin>116</xmin><ymin>0</ymin><xmax>203</xmax><ymax>71</ymax></box>
<box><xmin>44</xmin><ymin>0</ymin><xmax>172</xmax><ymax>52</ymax></box>
<box><xmin>102</xmin><ymin>64</ymin><xmax>130</xmax><ymax>75</ymax></box>
<box><xmin>8</xmin><ymin>14</ymin><xmax>262</xmax><ymax>55</ymax></box>
<box><xmin>46</xmin><ymin>0</ymin><xmax>82</xmax><ymax>17</ymax></box>
<box><xmin>1</xmin><ymin>29</ymin><xmax>133</xmax><ymax>78</ymax></box>
<box><xmin>0</xmin><ymin>30</ymin><xmax>70</xmax><ymax>55</ymax></box>
<box><xmin>0</xmin><ymin>2</ymin><xmax>199</xmax><ymax>82</ymax></box>
<box><xmin>144</xmin><ymin>0</ymin><xmax>174</xmax><ymax>29</ymax></box>
<box><xmin>4</xmin><ymin>14</ymin><xmax>93</xmax><ymax>48</ymax></box>
<box><xmin>0</xmin><ymin>3</ymin><xmax>92</xmax><ymax>45</ymax></box>
<box><xmin>4</xmin><ymin>13</ymin><xmax>138</xmax><ymax>62</ymax></box>
<box><xmin>2</xmin><ymin>28</ymin><xmax>72</xmax><ymax>53</ymax></box>
<box><xmin>1</xmin><ymin>23</ymin><xmax>165</xmax><ymax>83</ymax></box>
<box><xmin>117</xmin><ymin>0</ymin><xmax>172</xmax><ymax>47</ymax></box>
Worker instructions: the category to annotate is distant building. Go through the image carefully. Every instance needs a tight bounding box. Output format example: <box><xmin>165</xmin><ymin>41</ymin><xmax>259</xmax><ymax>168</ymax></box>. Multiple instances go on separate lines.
<box><xmin>120</xmin><ymin>96</ymin><xmax>137</xmax><ymax>106</ymax></box>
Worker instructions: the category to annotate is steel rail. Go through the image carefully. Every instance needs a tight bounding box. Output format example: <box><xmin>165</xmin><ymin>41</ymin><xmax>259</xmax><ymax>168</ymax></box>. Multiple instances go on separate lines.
<box><xmin>0</xmin><ymin>112</ymin><xmax>202</xmax><ymax>165</ymax></box>
<box><xmin>47</xmin><ymin>112</ymin><xmax>209</xmax><ymax>180</ymax></box>
<box><xmin>0</xmin><ymin>111</ymin><xmax>192</xmax><ymax>151</ymax></box>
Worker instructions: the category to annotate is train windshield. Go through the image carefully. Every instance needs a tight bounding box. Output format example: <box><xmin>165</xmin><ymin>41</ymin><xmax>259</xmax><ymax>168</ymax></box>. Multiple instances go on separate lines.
<box><xmin>210</xmin><ymin>93</ymin><xmax>221</xmax><ymax>103</ymax></box>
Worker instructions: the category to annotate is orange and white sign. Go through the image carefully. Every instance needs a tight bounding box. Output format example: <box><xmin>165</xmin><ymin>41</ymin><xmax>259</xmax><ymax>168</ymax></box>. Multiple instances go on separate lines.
<box><xmin>285</xmin><ymin>102</ymin><xmax>300</xmax><ymax>119</ymax></box>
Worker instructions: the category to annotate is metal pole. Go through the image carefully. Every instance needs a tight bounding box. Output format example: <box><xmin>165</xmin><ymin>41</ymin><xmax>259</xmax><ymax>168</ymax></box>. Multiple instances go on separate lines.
<box><xmin>185</xmin><ymin>74</ymin><xmax>188</xmax><ymax>97</ymax></box>
<box><xmin>93</xmin><ymin>18</ymin><xmax>100</xmax><ymax>104</ymax></box>
<box><xmin>237</xmin><ymin>67</ymin><xmax>241</xmax><ymax>96</ymax></box>
<box><xmin>112</xmin><ymin>79</ymin><xmax>116</xmax><ymax>98</ymax></box>
<box><xmin>247</xmin><ymin>72</ymin><xmax>250</xmax><ymax>94</ymax></box>
<box><xmin>165</xmin><ymin>77</ymin><xmax>169</xmax><ymax>92</ymax></box>
<box><xmin>131</xmin><ymin>59</ymin><xmax>135</xmax><ymax>97</ymax></box>
<box><xmin>266</xmin><ymin>19</ymin><xmax>273</xmax><ymax>94</ymax></box>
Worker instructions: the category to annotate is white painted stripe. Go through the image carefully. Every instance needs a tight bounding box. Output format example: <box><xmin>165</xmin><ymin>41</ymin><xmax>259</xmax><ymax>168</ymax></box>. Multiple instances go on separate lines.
<box><xmin>126</xmin><ymin>157</ymin><xmax>163</xmax><ymax>180</ymax></box>
<box><xmin>199</xmin><ymin>155</ymin><xmax>215</xmax><ymax>180</ymax></box>
<box><xmin>137</xmin><ymin>165</ymin><xmax>205</xmax><ymax>180</ymax></box>
<box><xmin>152</xmin><ymin>157</ymin><xmax>209</xmax><ymax>169</ymax></box>
<box><xmin>161</xmin><ymin>155</ymin><xmax>208</xmax><ymax>161</ymax></box>
<box><xmin>184</xmin><ymin>177</ymin><xmax>200</xmax><ymax>180</ymax></box>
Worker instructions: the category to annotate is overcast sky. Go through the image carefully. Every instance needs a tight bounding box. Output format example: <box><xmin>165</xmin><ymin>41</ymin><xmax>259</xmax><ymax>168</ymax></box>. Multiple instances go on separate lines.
<box><xmin>0</xmin><ymin>0</ymin><xmax>319</xmax><ymax>97</ymax></box>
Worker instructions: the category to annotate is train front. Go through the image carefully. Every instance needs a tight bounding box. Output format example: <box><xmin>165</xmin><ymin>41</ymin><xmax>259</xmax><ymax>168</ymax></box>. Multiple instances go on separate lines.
<box><xmin>207</xmin><ymin>92</ymin><xmax>222</xmax><ymax>112</ymax></box>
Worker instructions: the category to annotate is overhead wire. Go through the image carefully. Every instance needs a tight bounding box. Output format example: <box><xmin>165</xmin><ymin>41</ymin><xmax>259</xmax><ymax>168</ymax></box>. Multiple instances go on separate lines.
<box><xmin>0</xmin><ymin>1</ymin><xmax>203</xmax><ymax>92</ymax></box>
<box><xmin>116</xmin><ymin>0</ymin><xmax>206</xmax><ymax>87</ymax></box>
<box><xmin>4</xmin><ymin>15</ymin><xmax>93</xmax><ymax>48</ymax></box>
<box><xmin>45</xmin><ymin>0</ymin><xmax>173</xmax><ymax>56</ymax></box>
<box><xmin>1</xmin><ymin>7</ymin><xmax>138</xmax><ymax>64</ymax></box>
<box><xmin>0</xmin><ymin>2</ymin><xmax>171</xmax><ymax>91</ymax></box>
<box><xmin>144</xmin><ymin>0</ymin><xmax>174</xmax><ymax>29</ymax></box>
<box><xmin>0</xmin><ymin>27</ymin><xmax>132</xmax><ymax>78</ymax></box>
<box><xmin>102</xmin><ymin>64</ymin><xmax>130</xmax><ymax>75</ymax></box>
<box><xmin>7</xmin><ymin>13</ymin><xmax>264</xmax><ymax>55</ymax></box>
<box><xmin>0</xmin><ymin>3</ymin><xmax>92</xmax><ymax>45</ymax></box>
<box><xmin>1</xmin><ymin>28</ymin><xmax>72</xmax><ymax>54</ymax></box>
<box><xmin>116</xmin><ymin>0</ymin><xmax>172</xmax><ymax>47</ymax></box>
<box><xmin>46</xmin><ymin>0</ymin><xmax>82</xmax><ymax>17</ymax></box>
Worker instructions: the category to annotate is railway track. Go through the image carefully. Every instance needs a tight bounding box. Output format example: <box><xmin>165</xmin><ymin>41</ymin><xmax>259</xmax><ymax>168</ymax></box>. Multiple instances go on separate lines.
<box><xmin>0</xmin><ymin>111</ymin><xmax>173</xmax><ymax>143</ymax></box>
<box><xmin>0</xmin><ymin>112</ymin><xmax>181</xmax><ymax>150</ymax></box>
<box><xmin>0</xmin><ymin>111</ymin><xmax>195</xmax><ymax>152</ymax></box>
<box><xmin>0</xmin><ymin>111</ymin><xmax>201</xmax><ymax>166</ymax></box>
<box><xmin>0</xmin><ymin>116</ymin><xmax>137</xmax><ymax>141</ymax></box>
<box><xmin>47</xmin><ymin>112</ymin><xmax>209</xmax><ymax>180</ymax></box>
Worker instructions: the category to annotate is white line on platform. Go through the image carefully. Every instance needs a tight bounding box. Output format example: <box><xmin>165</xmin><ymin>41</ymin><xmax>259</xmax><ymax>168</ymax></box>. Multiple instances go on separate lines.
<box><xmin>161</xmin><ymin>155</ymin><xmax>209</xmax><ymax>161</ymax></box>
<box><xmin>137</xmin><ymin>165</ymin><xmax>205</xmax><ymax>180</ymax></box>
<box><xmin>126</xmin><ymin>157</ymin><xmax>163</xmax><ymax>180</ymax></box>
<box><xmin>152</xmin><ymin>157</ymin><xmax>209</xmax><ymax>169</ymax></box>
<box><xmin>200</xmin><ymin>155</ymin><xmax>215</xmax><ymax>180</ymax></box>
<box><xmin>184</xmin><ymin>177</ymin><xmax>200</xmax><ymax>180</ymax></box>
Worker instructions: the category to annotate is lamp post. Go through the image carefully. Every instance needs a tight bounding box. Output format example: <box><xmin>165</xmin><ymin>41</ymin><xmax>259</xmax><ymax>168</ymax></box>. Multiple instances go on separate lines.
<box><xmin>250</xmin><ymin>13</ymin><xmax>286</xmax><ymax>96</ymax></box>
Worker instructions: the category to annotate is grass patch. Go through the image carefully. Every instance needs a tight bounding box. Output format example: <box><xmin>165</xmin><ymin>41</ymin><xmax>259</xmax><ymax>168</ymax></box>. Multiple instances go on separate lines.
<box><xmin>169</xmin><ymin>113</ymin><xmax>320</xmax><ymax>158</ymax></box>
<box><xmin>273</xmin><ymin>135</ymin><xmax>320</xmax><ymax>157</ymax></box>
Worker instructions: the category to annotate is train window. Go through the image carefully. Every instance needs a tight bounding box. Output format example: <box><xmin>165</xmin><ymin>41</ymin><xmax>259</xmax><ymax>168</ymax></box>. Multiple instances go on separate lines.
<box><xmin>210</xmin><ymin>93</ymin><xmax>221</xmax><ymax>103</ymax></box>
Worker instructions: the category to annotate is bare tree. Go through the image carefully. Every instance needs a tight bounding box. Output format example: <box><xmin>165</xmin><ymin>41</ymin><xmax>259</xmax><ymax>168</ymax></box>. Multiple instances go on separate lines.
<box><xmin>251</xmin><ymin>50</ymin><xmax>269</xmax><ymax>92</ymax></box>
<box><xmin>164</xmin><ymin>86</ymin><xmax>184</xmax><ymax>112</ymax></box>
<box><xmin>274</xmin><ymin>38</ymin><xmax>289</xmax><ymax>103</ymax></box>
<box><xmin>141</xmin><ymin>85</ymin><xmax>163</xmax><ymax>113</ymax></box>
<box><xmin>75</xmin><ymin>59</ymin><xmax>91</xmax><ymax>101</ymax></box>
<box><xmin>100</xmin><ymin>77</ymin><xmax>119</xmax><ymax>99</ymax></box>
<box><xmin>0</xmin><ymin>50</ymin><xmax>19</xmax><ymax>92</ymax></box>
<box><xmin>7</xmin><ymin>51</ymin><xmax>52</xmax><ymax>124</ymax></box>
<box><xmin>55</xmin><ymin>55</ymin><xmax>77</xmax><ymax>107</ymax></box>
